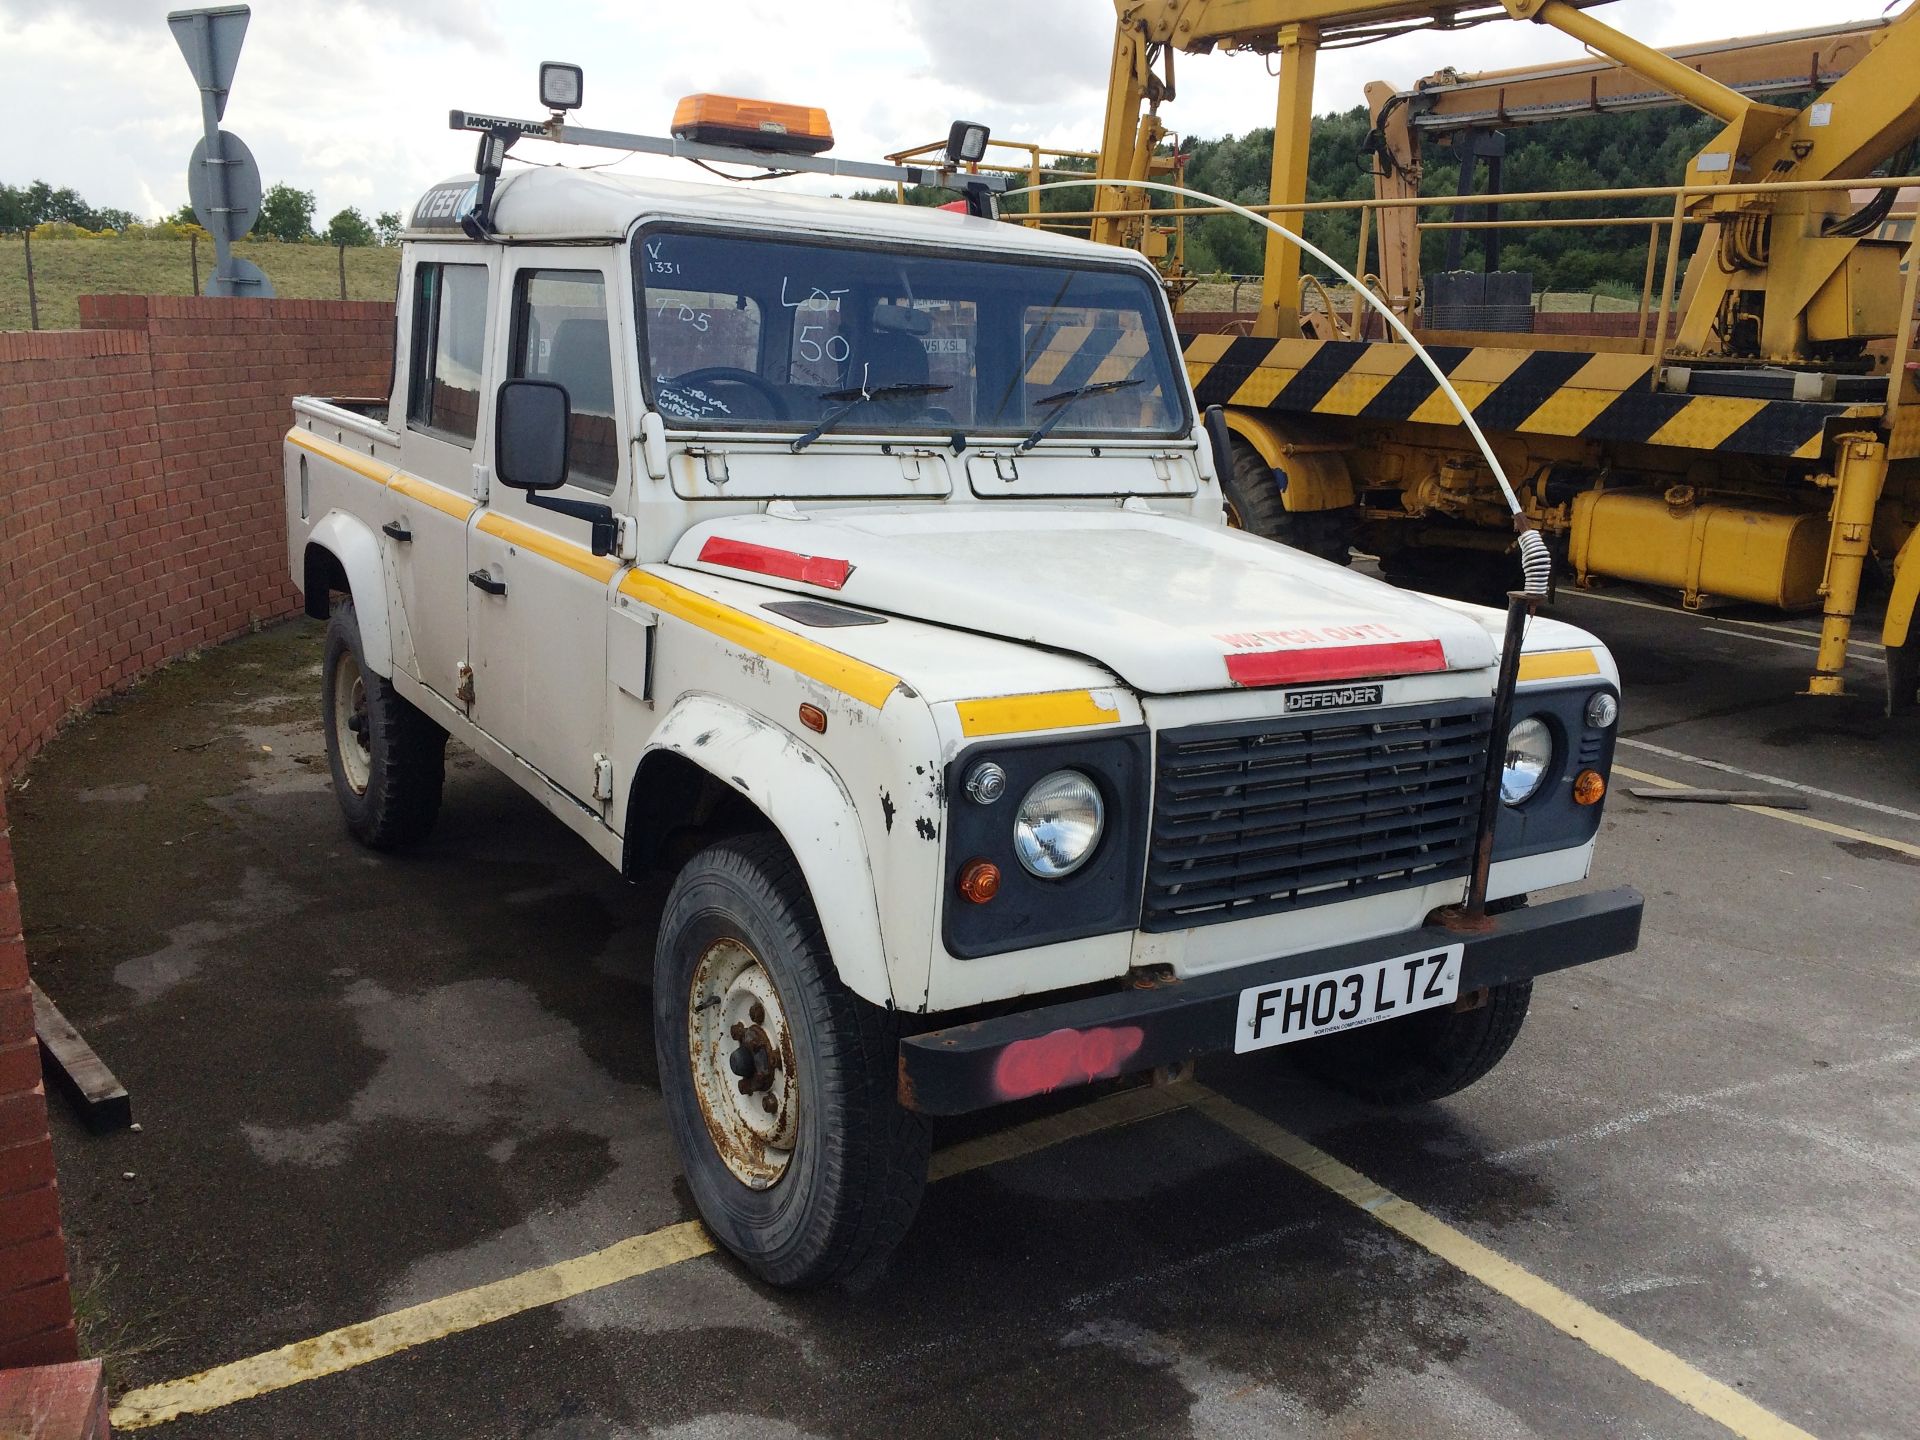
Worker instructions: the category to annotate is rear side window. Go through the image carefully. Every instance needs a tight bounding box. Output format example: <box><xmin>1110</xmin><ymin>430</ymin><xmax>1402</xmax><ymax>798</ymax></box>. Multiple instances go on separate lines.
<box><xmin>407</xmin><ymin>262</ymin><xmax>489</xmax><ymax>445</ymax></box>
<box><xmin>511</xmin><ymin>270</ymin><xmax>619</xmax><ymax>494</ymax></box>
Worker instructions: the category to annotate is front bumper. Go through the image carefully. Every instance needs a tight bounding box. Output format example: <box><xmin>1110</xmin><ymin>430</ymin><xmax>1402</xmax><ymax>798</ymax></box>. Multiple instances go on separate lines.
<box><xmin>897</xmin><ymin>886</ymin><xmax>1643</xmax><ymax>1115</ymax></box>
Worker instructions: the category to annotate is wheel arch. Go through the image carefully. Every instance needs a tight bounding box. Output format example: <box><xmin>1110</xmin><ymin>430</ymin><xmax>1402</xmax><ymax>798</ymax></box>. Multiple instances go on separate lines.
<box><xmin>624</xmin><ymin>695</ymin><xmax>893</xmax><ymax>1009</ymax></box>
<box><xmin>303</xmin><ymin>511</ymin><xmax>394</xmax><ymax>677</ymax></box>
<box><xmin>1224</xmin><ymin>410</ymin><xmax>1356</xmax><ymax>514</ymax></box>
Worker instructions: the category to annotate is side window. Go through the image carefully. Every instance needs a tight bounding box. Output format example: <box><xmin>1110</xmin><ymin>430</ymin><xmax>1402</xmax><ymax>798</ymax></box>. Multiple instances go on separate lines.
<box><xmin>406</xmin><ymin>262</ymin><xmax>489</xmax><ymax>445</ymax></box>
<box><xmin>512</xmin><ymin>269</ymin><xmax>618</xmax><ymax>495</ymax></box>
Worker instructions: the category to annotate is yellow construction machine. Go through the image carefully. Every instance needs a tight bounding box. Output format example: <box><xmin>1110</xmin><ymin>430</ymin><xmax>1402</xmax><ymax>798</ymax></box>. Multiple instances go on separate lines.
<box><xmin>1074</xmin><ymin>0</ymin><xmax>1920</xmax><ymax>710</ymax></box>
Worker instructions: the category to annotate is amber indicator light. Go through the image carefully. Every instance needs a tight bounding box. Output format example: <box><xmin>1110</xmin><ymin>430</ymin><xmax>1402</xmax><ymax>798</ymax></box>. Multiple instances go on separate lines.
<box><xmin>671</xmin><ymin>94</ymin><xmax>835</xmax><ymax>155</ymax></box>
<box><xmin>957</xmin><ymin>859</ymin><xmax>1001</xmax><ymax>904</ymax></box>
<box><xmin>1573</xmin><ymin>770</ymin><xmax>1607</xmax><ymax>806</ymax></box>
<box><xmin>798</xmin><ymin>703</ymin><xmax>827</xmax><ymax>734</ymax></box>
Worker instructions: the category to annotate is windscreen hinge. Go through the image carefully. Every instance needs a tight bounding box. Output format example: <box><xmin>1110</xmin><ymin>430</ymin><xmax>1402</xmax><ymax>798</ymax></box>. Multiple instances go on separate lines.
<box><xmin>687</xmin><ymin>446</ymin><xmax>731</xmax><ymax>486</ymax></box>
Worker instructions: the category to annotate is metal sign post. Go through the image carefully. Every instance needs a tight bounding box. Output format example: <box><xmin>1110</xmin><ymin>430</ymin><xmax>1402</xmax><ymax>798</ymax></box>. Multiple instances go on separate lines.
<box><xmin>169</xmin><ymin>5</ymin><xmax>273</xmax><ymax>297</ymax></box>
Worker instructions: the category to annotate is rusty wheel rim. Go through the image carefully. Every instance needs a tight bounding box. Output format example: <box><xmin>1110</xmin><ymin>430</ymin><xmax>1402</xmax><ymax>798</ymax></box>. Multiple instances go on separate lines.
<box><xmin>688</xmin><ymin>936</ymin><xmax>797</xmax><ymax>1190</ymax></box>
<box><xmin>1223</xmin><ymin>495</ymin><xmax>1245</xmax><ymax>531</ymax></box>
<box><xmin>332</xmin><ymin>650</ymin><xmax>371</xmax><ymax>795</ymax></box>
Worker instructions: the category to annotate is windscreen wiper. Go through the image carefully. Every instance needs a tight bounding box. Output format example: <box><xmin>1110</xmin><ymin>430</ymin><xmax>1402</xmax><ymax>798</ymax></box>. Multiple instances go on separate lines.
<box><xmin>789</xmin><ymin>383</ymin><xmax>952</xmax><ymax>452</ymax></box>
<box><xmin>1016</xmin><ymin>377</ymin><xmax>1145</xmax><ymax>453</ymax></box>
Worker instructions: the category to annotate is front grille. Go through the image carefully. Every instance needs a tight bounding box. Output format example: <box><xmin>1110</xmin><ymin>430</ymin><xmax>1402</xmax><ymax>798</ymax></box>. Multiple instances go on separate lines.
<box><xmin>1143</xmin><ymin>698</ymin><xmax>1494</xmax><ymax>931</ymax></box>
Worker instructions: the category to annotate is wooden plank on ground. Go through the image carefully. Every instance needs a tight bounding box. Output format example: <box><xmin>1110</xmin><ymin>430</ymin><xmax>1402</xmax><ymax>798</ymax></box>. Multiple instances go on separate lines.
<box><xmin>30</xmin><ymin>981</ymin><xmax>131</xmax><ymax>1133</ymax></box>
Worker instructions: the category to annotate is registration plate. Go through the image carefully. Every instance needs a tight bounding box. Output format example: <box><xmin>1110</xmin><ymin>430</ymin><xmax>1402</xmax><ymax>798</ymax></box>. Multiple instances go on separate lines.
<box><xmin>1233</xmin><ymin>944</ymin><xmax>1464</xmax><ymax>1054</ymax></box>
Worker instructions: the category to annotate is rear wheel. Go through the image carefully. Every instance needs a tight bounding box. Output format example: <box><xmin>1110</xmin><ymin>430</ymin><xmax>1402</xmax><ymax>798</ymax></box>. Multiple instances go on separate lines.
<box><xmin>1290</xmin><ymin>979</ymin><xmax>1533</xmax><ymax>1106</ymax></box>
<box><xmin>654</xmin><ymin>834</ymin><xmax>928</xmax><ymax>1289</ymax></box>
<box><xmin>1221</xmin><ymin>439</ymin><xmax>1355</xmax><ymax>566</ymax></box>
<box><xmin>321</xmin><ymin>599</ymin><xmax>446</xmax><ymax>850</ymax></box>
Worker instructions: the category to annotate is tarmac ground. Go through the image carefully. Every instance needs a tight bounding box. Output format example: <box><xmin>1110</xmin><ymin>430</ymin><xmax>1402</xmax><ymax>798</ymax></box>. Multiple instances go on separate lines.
<box><xmin>14</xmin><ymin>580</ymin><xmax>1920</xmax><ymax>1439</ymax></box>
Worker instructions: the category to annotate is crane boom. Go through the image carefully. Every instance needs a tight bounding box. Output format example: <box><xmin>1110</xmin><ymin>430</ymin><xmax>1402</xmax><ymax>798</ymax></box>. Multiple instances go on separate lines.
<box><xmin>1398</xmin><ymin>19</ymin><xmax>1891</xmax><ymax>130</ymax></box>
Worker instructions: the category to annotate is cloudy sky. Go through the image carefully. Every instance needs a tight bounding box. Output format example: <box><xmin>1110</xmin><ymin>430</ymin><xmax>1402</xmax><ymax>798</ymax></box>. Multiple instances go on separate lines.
<box><xmin>0</xmin><ymin>0</ymin><xmax>1903</xmax><ymax>223</ymax></box>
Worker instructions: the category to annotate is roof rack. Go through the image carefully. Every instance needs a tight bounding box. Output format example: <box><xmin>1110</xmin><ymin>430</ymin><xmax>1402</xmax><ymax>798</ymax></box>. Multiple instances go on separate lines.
<box><xmin>448</xmin><ymin>107</ymin><xmax>1009</xmax><ymax>238</ymax></box>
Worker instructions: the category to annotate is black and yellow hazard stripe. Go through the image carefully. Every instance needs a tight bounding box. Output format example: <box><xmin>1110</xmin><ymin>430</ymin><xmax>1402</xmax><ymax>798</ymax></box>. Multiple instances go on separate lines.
<box><xmin>1184</xmin><ymin>334</ymin><xmax>1880</xmax><ymax>462</ymax></box>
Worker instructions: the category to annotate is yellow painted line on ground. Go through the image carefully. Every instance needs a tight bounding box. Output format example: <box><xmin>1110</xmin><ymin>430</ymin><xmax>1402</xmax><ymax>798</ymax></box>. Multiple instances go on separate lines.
<box><xmin>109</xmin><ymin>1222</ymin><xmax>716</xmax><ymax>1430</ymax></box>
<box><xmin>1186</xmin><ymin>1086</ymin><xmax>1820</xmax><ymax>1440</ymax></box>
<box><xmin>476</xmin><ymin>511</ymin><xmax>622</xmax><ymax>583</ymax></box>
<box><xmin>928</xmin><ymin>1082</ymin><xmax>1187</xmax><ymax>1181</ymax></box>
<box><xmin>1615</xmin><ymin>764</ymin><xmax>1920</xmax><ymax>861</ymax></box>
<box><xmin>955</xmin><ymin>689</ymin><xmax>1122</xmax><ymax>738</ymax></box>
<box><xmin>619</xmin><ymin>569</ymin><xmax>902</xmax><ymax>709</ymax></box>
<box><xmin>111</xmin><ymin>1085</ymin><xmax>1191</xmax><ymax>1431</ymax></box>
<box><xmin>1517</xmin><ymin>648</ymin><xmax>1601</xmax><ymax>682</ymax></box>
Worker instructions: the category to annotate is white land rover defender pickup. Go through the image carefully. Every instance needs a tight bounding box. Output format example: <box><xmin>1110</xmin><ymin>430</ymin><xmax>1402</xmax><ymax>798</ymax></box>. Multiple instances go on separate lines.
<box><xmin>285</xmin><ymin>80</ymin><xmax>1642</xmax><ymax>1288</ymax></box>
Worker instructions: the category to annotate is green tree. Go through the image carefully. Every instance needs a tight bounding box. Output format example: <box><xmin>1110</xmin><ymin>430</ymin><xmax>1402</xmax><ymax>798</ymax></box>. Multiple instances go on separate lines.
<box><xmin>375</xmin><ymin>209</ymin><xmax>402</xmax><ymax>245</ymax></box>
<box><xmin>256</xmin><ymin>183</ymin><xmax>316</xmax><ymax>242</ymax></box>
<box><xmin>168</xmin><ymin>201</ymin><xmax>198</xmax><ymax>226</ymax></box>
<box><xmin>0</xmin><ymin>179</ymin><xmax>136</xmax><ymax>232</ymax></box>
<box><xmin>324</xmin><ymin>206</ymin><xmax>376</xmax><ymax>246</ymax></box>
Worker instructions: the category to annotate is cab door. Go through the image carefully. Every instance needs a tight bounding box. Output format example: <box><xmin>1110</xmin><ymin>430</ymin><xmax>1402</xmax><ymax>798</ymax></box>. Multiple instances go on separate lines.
<box><xmin>465</xmin><ymin>256</ymin><xmax>626</xmax><ymax>806</ymax></box>
<box><xmin>389</xmin><ymin>252</ymin><xmax>495</xmax><ymax>701</ymax></box>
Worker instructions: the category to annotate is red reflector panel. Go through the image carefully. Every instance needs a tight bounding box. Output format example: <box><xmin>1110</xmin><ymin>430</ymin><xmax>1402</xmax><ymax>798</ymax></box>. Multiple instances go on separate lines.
<box><xmin>1224</xmin><ymin>639</ymin><xmax>1447</xmax><ymax>688</ymax></box>
<box><xmin>990</xmin><ymin>1025</ymin><xmax>1145</xmax><ymax>1101</ymax></box>
<box><xmin>698</xmin><ymin>537</ymin><xmax>853</xmax><ymax>591</ymax></box>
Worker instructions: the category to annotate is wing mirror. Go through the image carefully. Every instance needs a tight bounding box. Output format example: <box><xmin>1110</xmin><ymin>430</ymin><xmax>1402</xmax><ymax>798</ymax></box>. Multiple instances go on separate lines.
<box><xmin>493</xmin><ymin>378</ymin><xmax>620</xmax><ymax>557</ymax></box>
<box><xmin>495</xmin><ymin>379</ymin><xmax>571</xmax><ymax>492</ymax></box>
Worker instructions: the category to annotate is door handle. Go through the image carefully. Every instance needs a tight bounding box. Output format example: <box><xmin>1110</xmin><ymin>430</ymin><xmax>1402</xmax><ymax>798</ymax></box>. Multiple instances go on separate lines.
<box><xmin>467</xmin><ymin>569</ymin><xmax>507</xmax><ymax>597</ymax></box>
<box><xmin>382</xmin><ymin>521</ymin><xmax>413</xmax><ymax>543</ymax></box>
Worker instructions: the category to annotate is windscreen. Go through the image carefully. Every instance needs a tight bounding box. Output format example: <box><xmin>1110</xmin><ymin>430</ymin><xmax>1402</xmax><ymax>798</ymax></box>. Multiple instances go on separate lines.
<box><xmin>636</xmin><ymin>226</ymin><xmax>1188</xmax><ymax>441</ymax></box>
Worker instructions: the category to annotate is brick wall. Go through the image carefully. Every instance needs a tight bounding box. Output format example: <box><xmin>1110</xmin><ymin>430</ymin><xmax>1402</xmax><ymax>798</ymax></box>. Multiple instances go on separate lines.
<box><xmin>1</xmin><ymin>296</ymin><xmax>392</xmax><ymax>779</ymax></box>
<box><xmin>0</xmin><ymin>787</ymin><xmax>73</xmax><ymax>1367</ymax></box>
<box><xmin>0</xmin><ymin>295</ymin><xmax>393</xmax><ymax>1366</ymax></box>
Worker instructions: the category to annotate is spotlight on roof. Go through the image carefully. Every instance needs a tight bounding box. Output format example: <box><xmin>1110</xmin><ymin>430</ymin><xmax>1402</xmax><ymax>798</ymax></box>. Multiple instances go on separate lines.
<box><xmin>540</xmin><ymin>62</ymin><xmax>584</xmax><ymax>115</ymax></box>
<box><xmin>946</xmin><ymin>120</ymin><xmax>991</xmax><ymax>167</ymax></box>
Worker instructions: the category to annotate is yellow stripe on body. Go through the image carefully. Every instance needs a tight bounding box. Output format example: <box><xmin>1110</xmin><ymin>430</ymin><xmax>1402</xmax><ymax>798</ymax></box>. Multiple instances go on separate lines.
<box><xmin>110</xmin><ymin>1086</ymin><xmax>1188</xmax><ymax>1430</ymax></box>
<box><xmin>1518</xmin><ymin>385</ymin><xmax>1621</xmax><ymax>438</ymax></box>
<box><xmin>1182</xmin><ymin>333</ymin><xmax>1237</xmax><ymax>366</ymax></box>
<box><xmin>1409</xmin><ymin>380</ymin><xmax>1496</xmax><ymax>426</ymax></box>
<box><xmin>1444</xmin><ymin>347</ymin><xmax>1531</xmax><ymax>388</ymax></box>
<box><xmin>1649</xmin><ymin>397</ymin><xmax>1767</xmax><ymax>451</ymax></box>
<box><xmin>1310</xmin><ymin>369</ymin><xmax>1396</xmax><ymax>416</ymax></box>
<box><xmin>1189</xmin><ymin>1087</ymin><xmax>1821</xmax><ymax>1440</ymax></box>
<box><xmin>619</xmin><ymin>569</ymin><xmax>902</xmax><ymax>709</ymax></box>
<box><xmin>955</xmin><ymin>689</ymin><xmax>1121</xmax><ymax>737</ymax></box>
<box><xmin>476</xmin><ymin>511</ymin><xmax>621</xmax><ymax>583</ymax></box>
<box><xmin>1517</xmin><ymin>649</ymin><xmax>1601</xmax><ymax>682</ymax></box>
<box><xmin>388</xmin><ymin>472</ymin><xmax>477</xmax><ymax>523</ymax></box>
<box><xmin>1567</xmin><ymin>352</ymin><xmax>1658</xmax><ymax>392</ymax></box>
<box><xmin>287</xmin><ymin>428</ymin><xmax>397</xmax><ymax>486</ymax></box>
<box><xmin>1228</xmin><ymin>364</ymin><xmax>1297</xmax><ymax>410</ymax></box>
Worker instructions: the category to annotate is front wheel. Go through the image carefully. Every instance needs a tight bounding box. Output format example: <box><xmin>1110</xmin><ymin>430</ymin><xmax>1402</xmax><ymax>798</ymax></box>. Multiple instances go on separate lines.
<box><xmin>654</xmin><ymin>834</ymin><xmax>928</xmax><ymax>1289</ymax></box>
<box><xmin>1290</xmin><ymin>979</ymin><xmax>1533</xmax><ymax>1106</ymax></box>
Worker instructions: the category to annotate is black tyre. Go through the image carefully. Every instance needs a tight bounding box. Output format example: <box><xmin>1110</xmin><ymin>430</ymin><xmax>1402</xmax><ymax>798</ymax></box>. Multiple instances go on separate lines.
<box><xmin>1221</xmin><ymin>439</ymin><xmax>1355</xmax><ymax>565</ymax></box>
<box><xmin>654</xmin><ymin>834</ymin><xmax>929</xmax><ymax>1289</ymax></box>
<box><xmin>321</xmin><ymin>598</ymin><xmax>447</xmax><ymax>850</ymax></box>
<box><xmin>1290</xmin><ymin>979</ymin><xmax>1533</xmax><ymax>1106</ymax></box>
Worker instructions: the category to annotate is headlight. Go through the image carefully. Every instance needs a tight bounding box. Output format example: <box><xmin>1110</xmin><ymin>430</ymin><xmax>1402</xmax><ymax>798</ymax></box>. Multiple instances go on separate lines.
<box><xmin>1501</xmin><ymin>717</ymin><xmax>1554</xmax><ymax>806</ymax></box>
<box><xmin>1013</xmin><ymin>770</ymin><xmax>1105</xmax><ymax>878</ymax></box>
